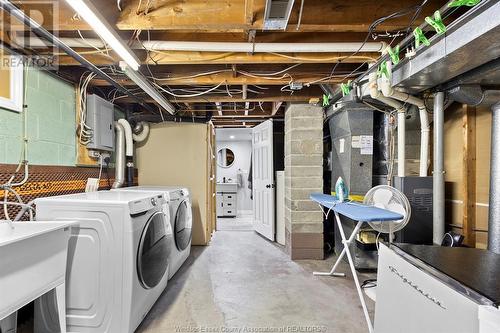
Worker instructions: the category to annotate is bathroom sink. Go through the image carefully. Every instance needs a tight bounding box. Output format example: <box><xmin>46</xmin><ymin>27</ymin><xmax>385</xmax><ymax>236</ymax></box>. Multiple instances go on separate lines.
<box><xmin>217</xmin><ymin>182</ymin><xmax>238</xmax><ymax>193</ymax></box>
<box><xmin>0</xmin><ymin>221</ymin><xmax>77</xmax><ymax>323</ymax></box>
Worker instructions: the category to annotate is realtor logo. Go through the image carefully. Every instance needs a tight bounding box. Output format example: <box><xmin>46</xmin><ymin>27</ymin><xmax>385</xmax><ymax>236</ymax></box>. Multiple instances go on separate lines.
<box><xmin>0</xmin><ymin>0</ymin><xmax>59</xmax><ymax>69</ymax></box>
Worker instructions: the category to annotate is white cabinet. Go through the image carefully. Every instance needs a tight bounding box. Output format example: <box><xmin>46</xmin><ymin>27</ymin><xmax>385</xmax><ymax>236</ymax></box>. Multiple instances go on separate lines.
<box><xmin>217</xmin><ymin>184</ymin><xmax>237</xmax><ymax>217</ymax></box>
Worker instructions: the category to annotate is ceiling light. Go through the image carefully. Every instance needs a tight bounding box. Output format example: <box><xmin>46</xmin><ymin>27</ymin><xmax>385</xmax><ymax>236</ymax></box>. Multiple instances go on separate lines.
<box><xmin>230</xmin><ymin>135</ymin><xmax>235</xmax><ymax>139</ymax></box>
<box><xmin>64</xmin><ymin>0</ymin><xmax>140</xmax><ymax>71</ymax></box>
<box><xmin>120</xmin><ymin>62</ymin><xmax>175</xmax><ymax>114</ymax></box>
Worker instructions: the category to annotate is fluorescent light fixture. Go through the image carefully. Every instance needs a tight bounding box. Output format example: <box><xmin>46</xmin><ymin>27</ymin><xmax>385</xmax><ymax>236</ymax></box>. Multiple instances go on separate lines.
<box><xmin>120</xmin><ymin>62</ymin><xmax>176</xmax><ymax>114</ymax></box>
<box><xmin>64</xmin><ymin>0</ymin><xmax>140</xmax><ymax>71</ymax></box>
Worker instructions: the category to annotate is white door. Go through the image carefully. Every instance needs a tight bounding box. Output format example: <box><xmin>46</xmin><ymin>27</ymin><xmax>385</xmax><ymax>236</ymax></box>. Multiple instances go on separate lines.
<box><xmin>252</xmin><ymin>120</ymin><xmax>275</xmax><ymax>241</ymax></box>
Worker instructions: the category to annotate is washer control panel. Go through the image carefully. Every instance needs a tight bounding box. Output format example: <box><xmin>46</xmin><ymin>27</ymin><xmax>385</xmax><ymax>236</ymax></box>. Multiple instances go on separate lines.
<box><xmin>129</xmin><ymin>194</ymin><xmax>166</xmax><ymax>215</ymax></box>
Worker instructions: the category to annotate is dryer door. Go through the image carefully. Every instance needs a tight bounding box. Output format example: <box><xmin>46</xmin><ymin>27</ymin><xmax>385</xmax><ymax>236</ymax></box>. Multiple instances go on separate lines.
<box><xmin>174</xmin><ymin>199</ymin><xmax>193</xmax><ymax>250</ymax></box>
<box><xmin>137</xmin><ymin>211</ymin><xmax>171</xmax><ymax>289</ymax></box>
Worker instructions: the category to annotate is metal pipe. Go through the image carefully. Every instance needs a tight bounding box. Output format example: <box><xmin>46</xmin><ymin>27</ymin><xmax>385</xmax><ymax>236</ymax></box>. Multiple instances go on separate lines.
<box><xmin>117</xmin><ymin>119</ymin><xmax>135</xmax><ymax>187</ymax></box>
<box><xmin>433</xmin><ymin>92</ymin><xmax>445</xmax><ymax>245</ymax></box>
<box><xmin>132</xmin><ymin>121</ymin><xmax>150</xmax><ymax>143</ymax></box>
<box><xmin>112</xmin><ymin>122</ymin><xmax>126</xmax><ymax>189</ymax></box>
<box><xmin>488</xmin><ymin>102</ymin><xmax>500</xmax><ymax>253</ymax></box>
<box><xmin>0</xmin><ymin>0</ymin><xmax>158</xmax><ymax>114</ymax></box>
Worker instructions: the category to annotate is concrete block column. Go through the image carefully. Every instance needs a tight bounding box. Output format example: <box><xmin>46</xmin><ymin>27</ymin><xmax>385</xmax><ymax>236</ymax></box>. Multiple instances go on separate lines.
<box><xmin>284</xmin><ymin>104</ymin><xmax>324</xmax><ymax>260</ymax></box>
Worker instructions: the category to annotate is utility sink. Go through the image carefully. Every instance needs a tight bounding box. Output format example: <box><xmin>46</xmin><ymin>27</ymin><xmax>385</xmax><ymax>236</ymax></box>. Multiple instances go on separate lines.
<box><xmin>0</xmin><ymin>220</ymin><xmax>77</xmax><ymax>329</ymax></box>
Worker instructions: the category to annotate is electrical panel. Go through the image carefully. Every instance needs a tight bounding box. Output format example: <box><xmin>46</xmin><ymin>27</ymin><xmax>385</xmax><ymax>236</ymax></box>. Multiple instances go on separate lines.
<box><xmin>86</xmin><ymin>94</ymin><xmax>115</xmax><ymax>151</ymax></box>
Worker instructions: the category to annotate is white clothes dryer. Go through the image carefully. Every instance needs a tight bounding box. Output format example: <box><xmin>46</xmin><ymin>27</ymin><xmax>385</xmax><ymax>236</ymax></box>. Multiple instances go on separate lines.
<box><xmin>34</xmin><ymin>191</ymin><xmax>172</xmax><ymax>333</ymax></box>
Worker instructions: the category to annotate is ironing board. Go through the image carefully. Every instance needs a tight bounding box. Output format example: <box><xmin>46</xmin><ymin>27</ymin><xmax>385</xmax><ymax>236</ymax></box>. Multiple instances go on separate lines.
<box><xmin>310</xmin><ymin>193</ymin><xmax>404</xmax><ymax>333</ymax></box>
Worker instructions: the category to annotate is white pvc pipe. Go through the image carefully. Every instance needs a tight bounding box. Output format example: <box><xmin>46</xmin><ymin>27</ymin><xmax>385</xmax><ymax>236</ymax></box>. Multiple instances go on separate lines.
<box><xmin>143</xmin><ymin>41</ymin><xmax>386</xmax><ymax>53</ymax></box>
<box><xmin>397</xmin><ymin>111</ymin><xmax>406</xmax><ymax>177</ymax></box>
<box><xmin>118</xmin><ymin>119</ymin><xmax>133</xmax><ymax>157</ymax></box>
<box><xmin>132</xmin><ymin>122</ymin><xmax>150</xmax><ymax>143</ymax></box>
<box><xmin>418</xmin><ymin>107</ymin><xmax>431</xmax><ymax>177</ymax></box>
<box><xmin>380</xmin><ymin>78</ymin><xmax>430</xmax><ymax>176</ymax></box>
<box><xmin>433</xmin><ymin>92</ymin><xmax>445</xmax><ymax>245</ymax></box>
<box><xmin>16</xmin><ymin>35</ymin><xmax>385</xmax><ymax>53</ymax></box>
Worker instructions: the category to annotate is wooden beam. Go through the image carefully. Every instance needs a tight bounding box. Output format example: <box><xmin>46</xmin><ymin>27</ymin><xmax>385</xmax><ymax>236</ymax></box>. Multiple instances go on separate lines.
<box><xmin>118</xmin><ymin>92</ymin><xmax>320</xmax><ymax>103</ymax></box>
<box><xmin>56</xmin><ymin>51</ymin><xmax>378</xmax><ymax>65</ymax></box>
<box><xmin>212</xmin><ymin>115</ymin><xmax>279</xmax><ymax>119</ymax></box>
<box><xmin>16</xmin><ymin>0</ymin><xmax>439</xmax><ymax>32</ymax></box>
<box><xmin>272</xmin><ymin>101</ymin><xmax>283</xmax><ymax>115</ymax></box>
<box><xmin>86</xmin><ymin>72</ymin><xmax>348</xmax><ymax>86</ymax></box>
<box><xmin>462</xmin><ymin>104</ymin><xmax>477</xmax><ymax>247</ymax></box>
<box><xmin>245</xmin><ymin>0</ymin><xmax>255</xmax><ymax>26</ymax></box>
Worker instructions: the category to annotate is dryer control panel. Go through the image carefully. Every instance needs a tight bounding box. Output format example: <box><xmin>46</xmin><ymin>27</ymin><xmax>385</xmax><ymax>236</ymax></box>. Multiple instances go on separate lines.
<box><xmin>129</xmin><ymin>193</ymin><xmax>166</xmax><ymax>215</ymax></box>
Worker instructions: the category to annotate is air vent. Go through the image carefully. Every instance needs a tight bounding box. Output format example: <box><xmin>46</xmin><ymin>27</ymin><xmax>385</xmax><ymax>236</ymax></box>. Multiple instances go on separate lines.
<box><xmin>263</xmin><ymin>0</ymin><xmax>295</xmax><ymax>30</ymax></box>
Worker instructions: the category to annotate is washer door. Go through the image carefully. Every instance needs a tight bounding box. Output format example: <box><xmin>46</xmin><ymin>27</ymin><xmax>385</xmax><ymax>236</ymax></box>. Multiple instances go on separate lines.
<box><xmin>174</xmin><ymin>199</ymin><xmax>193</xmax><ymax>251</ymax></box>
<box><xmin>137</xmin><ymin>211</ymin><xmax>170</xmax><ymax>289</ymax></box>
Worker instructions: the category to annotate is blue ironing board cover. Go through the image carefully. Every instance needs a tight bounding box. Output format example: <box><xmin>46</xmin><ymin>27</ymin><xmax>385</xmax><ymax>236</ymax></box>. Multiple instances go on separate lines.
<box><xmin>310</xmin><ymin>193</ymin><xmax>404</xmax><ymax>222</ymax></box>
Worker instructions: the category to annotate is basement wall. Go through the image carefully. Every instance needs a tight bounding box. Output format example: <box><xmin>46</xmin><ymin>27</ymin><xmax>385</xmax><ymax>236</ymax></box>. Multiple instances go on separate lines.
<box><xmin>0</xmin><ymin>67</ymin><xmax>76</xmax><ymax>165</ymax></box>
<box><xmin>444</xmin><ymin>104</ymin><xmax>491</xmax><ymax>249</ymax></box>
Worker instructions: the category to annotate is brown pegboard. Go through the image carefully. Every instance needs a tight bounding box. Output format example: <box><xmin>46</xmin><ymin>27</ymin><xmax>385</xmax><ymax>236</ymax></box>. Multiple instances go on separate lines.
<box><xmin>0</xmin><ymin>164</ymin><xmax>138</xmax><ymax>220</ymax></box>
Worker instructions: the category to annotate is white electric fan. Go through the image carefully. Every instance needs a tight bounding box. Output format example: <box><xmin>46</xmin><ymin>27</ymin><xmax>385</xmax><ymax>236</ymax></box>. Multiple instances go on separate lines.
<box><xmin>363</xmin><ymin>185</ymin><xmax>411</xmax><ymax>243</ymax></box>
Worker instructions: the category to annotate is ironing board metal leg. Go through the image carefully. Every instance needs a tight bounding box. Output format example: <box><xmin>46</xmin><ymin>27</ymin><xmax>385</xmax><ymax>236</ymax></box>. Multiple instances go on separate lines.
<box><xmin>336</xmin><ymin>216</ymin><xmax>374</xmax><ymax>333</ymax></box>
<box><xmin>313</xmin><ymin>211</ymin><xmax>361</xmax><ymax>277</ymax></box>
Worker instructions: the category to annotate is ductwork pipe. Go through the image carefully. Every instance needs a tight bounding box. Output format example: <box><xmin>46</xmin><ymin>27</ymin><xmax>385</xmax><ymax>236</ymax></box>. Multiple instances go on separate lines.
<box><xmin>380</xmin><ymin>78</ymin><xmax>430</xmax><ymax>176</ymax></box>
<box><xmin>488</xmin><ymin>102</ymin><xmax>500</xmax><ymax>253</ymax></box>
<box><xmin>112</xmin><ymin>122</ymin><xmax>126</xmax><ymax>189</ymax></box>
<box><xmin>369</xmin><ymin>72</ymin><xmax>407</xmax><ymax>177</ymax></box>
<box><xmin>117</xmin><ymin>119</ymin><xmax>134</xmax><ymax>187</ymax></box>
<box><xmin>15</xmin><ymin>35</ymin><xmax>386</xmax><ymax>53</ymax></box>
<box><xmin>132</xmin><ymin>122</ymin><xmax>150</xmax><ymax>143</ymax></box>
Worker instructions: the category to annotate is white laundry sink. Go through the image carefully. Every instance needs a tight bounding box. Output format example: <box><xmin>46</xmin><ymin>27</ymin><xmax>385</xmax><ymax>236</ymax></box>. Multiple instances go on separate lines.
<box><xmin>0</xmin><ymin>220</ymin><xmax>77</xmax><ymax>322</ymax></box>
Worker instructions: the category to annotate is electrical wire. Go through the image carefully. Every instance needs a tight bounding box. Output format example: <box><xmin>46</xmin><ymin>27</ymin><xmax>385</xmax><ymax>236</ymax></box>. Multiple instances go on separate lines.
<box><xmin>321</xmin><ymin>1</ymin><xmax>431</xmax><ymax>88</ymax></box>
<box><xmin>153</xmin><ymin>81</ymin><xmax>226</xmax><ymax>98</ymax></box>
<box><xmin>78</xmin><ymin>72</ymin><xmax>97</xmax><ymax>145</ymax></box>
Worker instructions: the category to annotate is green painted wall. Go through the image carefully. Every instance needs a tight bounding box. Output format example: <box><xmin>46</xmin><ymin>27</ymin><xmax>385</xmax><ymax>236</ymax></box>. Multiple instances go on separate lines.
<box><xmin>0</xmin><ymin>67</ymin><xmax>76</xmax><ymax>166</ymax></box>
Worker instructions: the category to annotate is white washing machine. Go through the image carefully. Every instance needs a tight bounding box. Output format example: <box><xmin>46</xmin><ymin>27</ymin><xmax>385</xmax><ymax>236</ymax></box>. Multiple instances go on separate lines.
<box><xmin>112</xmin><ymin>186</ymin><xmax>192</xmax><ymax>279</ymax></box>
<box><xmin>34</xmin><ymin>191</ymin><xmax>173</xmax><ymax>333</ymax></box>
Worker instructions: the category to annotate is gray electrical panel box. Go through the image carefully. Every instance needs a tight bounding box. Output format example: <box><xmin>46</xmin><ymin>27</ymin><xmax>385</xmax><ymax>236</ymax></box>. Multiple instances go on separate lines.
<box><xmin>86</xmin><ymin>94</ymin><xmax>115</xmax><ymax>151</ymax></box>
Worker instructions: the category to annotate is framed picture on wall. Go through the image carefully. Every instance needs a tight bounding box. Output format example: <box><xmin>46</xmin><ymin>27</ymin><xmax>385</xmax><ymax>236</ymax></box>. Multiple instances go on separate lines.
<box><xmin>0</xmin><ymin>54</ymin><xmax>24</xmax><ymax>113</ymax></box>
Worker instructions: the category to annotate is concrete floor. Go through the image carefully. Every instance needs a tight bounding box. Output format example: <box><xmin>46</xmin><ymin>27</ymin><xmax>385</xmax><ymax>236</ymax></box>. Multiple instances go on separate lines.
<box><xmin>216</xmin><ymin>215</ymin><xmax>253</xmax><ymax>231</ymax></box>
<box><xmin>137</xmin><ymin>229</ymin><xmax>375</xmax><ymax>333</ymax></box>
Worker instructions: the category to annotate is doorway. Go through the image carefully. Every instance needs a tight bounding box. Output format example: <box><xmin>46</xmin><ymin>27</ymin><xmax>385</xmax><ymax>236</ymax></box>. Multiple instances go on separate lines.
<box><xmin>215</xmin><ymin>128</ymin><xmax>254</xmax><ymax>231</ymax></box>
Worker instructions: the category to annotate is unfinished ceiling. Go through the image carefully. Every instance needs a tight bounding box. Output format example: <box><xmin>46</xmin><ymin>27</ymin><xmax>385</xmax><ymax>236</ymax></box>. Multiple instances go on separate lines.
<box><xmin>2</xmin><ymin>0</ymin><xmax>444</xmax><ymax>127</ymax></box>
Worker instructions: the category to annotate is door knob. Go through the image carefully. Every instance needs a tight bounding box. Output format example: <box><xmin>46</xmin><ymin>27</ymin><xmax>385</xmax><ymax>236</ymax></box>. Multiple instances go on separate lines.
<box><xmin>266</xmin><ymin>184</ymin><xmax>272</xmax><ymax>188</ymax></box>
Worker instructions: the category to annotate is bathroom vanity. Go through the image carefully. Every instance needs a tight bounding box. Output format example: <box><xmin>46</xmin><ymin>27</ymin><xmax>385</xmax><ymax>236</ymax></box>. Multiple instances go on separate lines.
<box><xmin>216</xmin><ymin>183</ymin><xmax>237</xmax><ymax>217</ymax></box>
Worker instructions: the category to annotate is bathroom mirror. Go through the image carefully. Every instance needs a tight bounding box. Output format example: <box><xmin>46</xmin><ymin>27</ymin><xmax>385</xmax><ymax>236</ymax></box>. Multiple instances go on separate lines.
<box><xmin>217</xmin><ymin>148</ymin><xmax>235</xmax><ymax>168</ymax></box>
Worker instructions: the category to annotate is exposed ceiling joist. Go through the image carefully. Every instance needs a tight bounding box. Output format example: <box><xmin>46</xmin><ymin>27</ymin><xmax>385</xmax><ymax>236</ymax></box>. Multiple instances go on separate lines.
<box><xmin>55</xmin><ymin>51</ymin><xmax>378</xmax><ymax>66</ymax></box>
